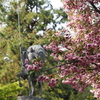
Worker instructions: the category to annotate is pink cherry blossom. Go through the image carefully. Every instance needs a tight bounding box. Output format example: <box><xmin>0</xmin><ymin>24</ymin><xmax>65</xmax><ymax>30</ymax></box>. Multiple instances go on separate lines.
<box><xmin>25</xmin><ymin>59</ymin><xmax>29</xmax><ymax>63</ymax></box>
<box><xmin>27</xmin><ymin>65</ymin><xmax>33</xmax><ymax>71</ymax></box>
<box><xmin>44</xmin><ymin>0</ymin><xmax>100</xmax><ymax>98</ymax></box>
<box><xmin>33</xmin><ymin>65</ymin><xmax>39</xmax><ymax>71</ymax></box>
<box><xmin>25</xmin><ymin>0</ymin><xmax>100</xmax><ymax>98</ymax></box>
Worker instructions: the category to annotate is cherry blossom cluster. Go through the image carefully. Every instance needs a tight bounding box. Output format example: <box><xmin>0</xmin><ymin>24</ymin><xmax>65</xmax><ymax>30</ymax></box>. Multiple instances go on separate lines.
<box><xmin>90</xmin><ymin>82</ymin><xmax>100</xmax><ymax>98</ymax></box>
<box><xmin>37</xmin><ymin>75</ymin><xmax>59</xmax><ymax>87</ymax></box>
<box><xmin>23</xmin><ymin>0</ymin><xmax>100</xmax><ymax>97</ymax></box>
<box><xmin>43</xmin><ymin>32</ymin><xmax>72</xmax><ymax>60</ymax></box>
<box><xmin>25</xmin><ymin>59</ymin><xmax>43</xmax><ymax>71</ymax></box>
<box><xmin>44</xmin><ymin>0</ymin><xmax>100</xmax><ymax>98</ymax></box>
<box><xmin>25</xmin><ymin>59</ymin><xmax>59</xmax><ymax>87</ymax></box>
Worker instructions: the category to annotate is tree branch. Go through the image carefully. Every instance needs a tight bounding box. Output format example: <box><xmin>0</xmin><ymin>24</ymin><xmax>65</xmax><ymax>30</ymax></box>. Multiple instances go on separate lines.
<box><xmin>89</xmin><ymin>1</ymin><xmax>100</xmax><ymax>14</ymax></box>
<box><xmin>43</xmin><ymin>63</ymin><xmax>68</xmax><ymax>71</ymax></box>
<box><xmin>43</xmin><ymin>60</ymin><xmax>79</xmax><ymax>72</ymax></box>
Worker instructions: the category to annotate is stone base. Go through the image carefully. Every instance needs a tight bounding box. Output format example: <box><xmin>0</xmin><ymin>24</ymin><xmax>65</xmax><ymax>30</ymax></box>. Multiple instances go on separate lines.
<box><xmin>17</xmin><ymin>96</ymin><xmax>45</xmax><ymax>100</ymax></box>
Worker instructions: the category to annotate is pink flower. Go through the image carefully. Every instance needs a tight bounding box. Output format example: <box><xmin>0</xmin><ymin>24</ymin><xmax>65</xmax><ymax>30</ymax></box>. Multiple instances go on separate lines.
<box><xmin>25</xmin><ymin>64</ymin><xmax>28</xmax><ymax>67</ymax></box>
<box><xmin>37</xmin><ymin>75</ymin><xmax>45</xmax><ymax>82</ymax></box>
<box><xmin>27</xmin><ymin>65</ymin><xmax>33</xmax><ymax>71</ymax></box>
<box><xmin>25</xmin><ymin>59</ymin><xmax>29</xmax><ymax>63</ymax></box>
<box><xmin>34</xmin><ymin>61</ymin><xmax>39</xmax><ymax>65</ymax></box>
<box><xmin>62</xmin><ymin>80</ymin><xmax>71</xmax><ymax>84</ymax></box>
<box><xmin>47</xmin><ymin>78</ymin><xmax>59</xmax><ymax>87</ymax></box>
<box><xmin>33</xmin><ymin>65</ymin><xmax>39</xmax><ymax>71</ymax></box>
<box><xmin>43</xmin><ymin>77</ymin><xmax>49</xmax><ymax>82</ymax></box>
<box><xmin>78</xmin><ymin>87</ymin><xmax>84</xmax><ymax>92</ymax></box>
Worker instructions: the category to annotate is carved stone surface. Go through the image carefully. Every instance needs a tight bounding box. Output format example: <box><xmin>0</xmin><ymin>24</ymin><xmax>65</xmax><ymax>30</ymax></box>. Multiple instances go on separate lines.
<box><xmin>17</xmin><ymin>96</ymin><xmax>46</xmax><ymax>100</ymax></box>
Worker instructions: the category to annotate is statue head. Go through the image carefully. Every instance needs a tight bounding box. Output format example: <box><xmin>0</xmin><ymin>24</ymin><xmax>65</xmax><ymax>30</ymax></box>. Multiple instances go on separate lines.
<box><xmin>27</xmin><ymin>45</ymin><xmax>45</xmax><ymax>63</ymax></box>
<box><xmin>27</xmin><ymin>47</ymin><xmax>40</xmax><ymax>61</ymax></box>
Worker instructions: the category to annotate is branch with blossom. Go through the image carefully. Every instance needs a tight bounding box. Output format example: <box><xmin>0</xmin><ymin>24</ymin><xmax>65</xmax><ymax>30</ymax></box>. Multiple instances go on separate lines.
<box><xmin>25</xmin><ymin>58</ymin><xmax>59</xmax><ymax>87</ymax></box>
<box><xmin>89</xmin><ymin>1</ymin><xmax>100</xmax><ymax>14</ymax></box>
<box><xmin>24</xmin><ymin>0</ymin><xmax>100</xmax><ymax>97</ymax></box>
<box><xmin>42</xmin><ymin>0</ymin><xmax>100</xmax><ymax>98</ymax></box>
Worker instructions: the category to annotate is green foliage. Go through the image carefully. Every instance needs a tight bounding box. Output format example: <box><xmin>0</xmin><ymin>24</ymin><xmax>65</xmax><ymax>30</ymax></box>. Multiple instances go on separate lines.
<box><xmin>0</xmin><ymin>81</ymin><xmax>27</xmax><ymax>100</ymax></box>
<box><xmin>69</xmin><ymin>88</ymin><xmax>97</xmax><ymax>100</ymax></box>
<box><xmin>42</xmin><ymin>83</ymin><xmax>71</xmax><ymax>100</ymax></box>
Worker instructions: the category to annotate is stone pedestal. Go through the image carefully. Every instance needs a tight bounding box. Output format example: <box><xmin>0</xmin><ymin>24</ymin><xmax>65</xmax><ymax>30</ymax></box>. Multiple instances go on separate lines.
<box><xmin>17</xmin><ymin>96</ymin><xmax>45</xmax><ymax>100</ymax></box>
